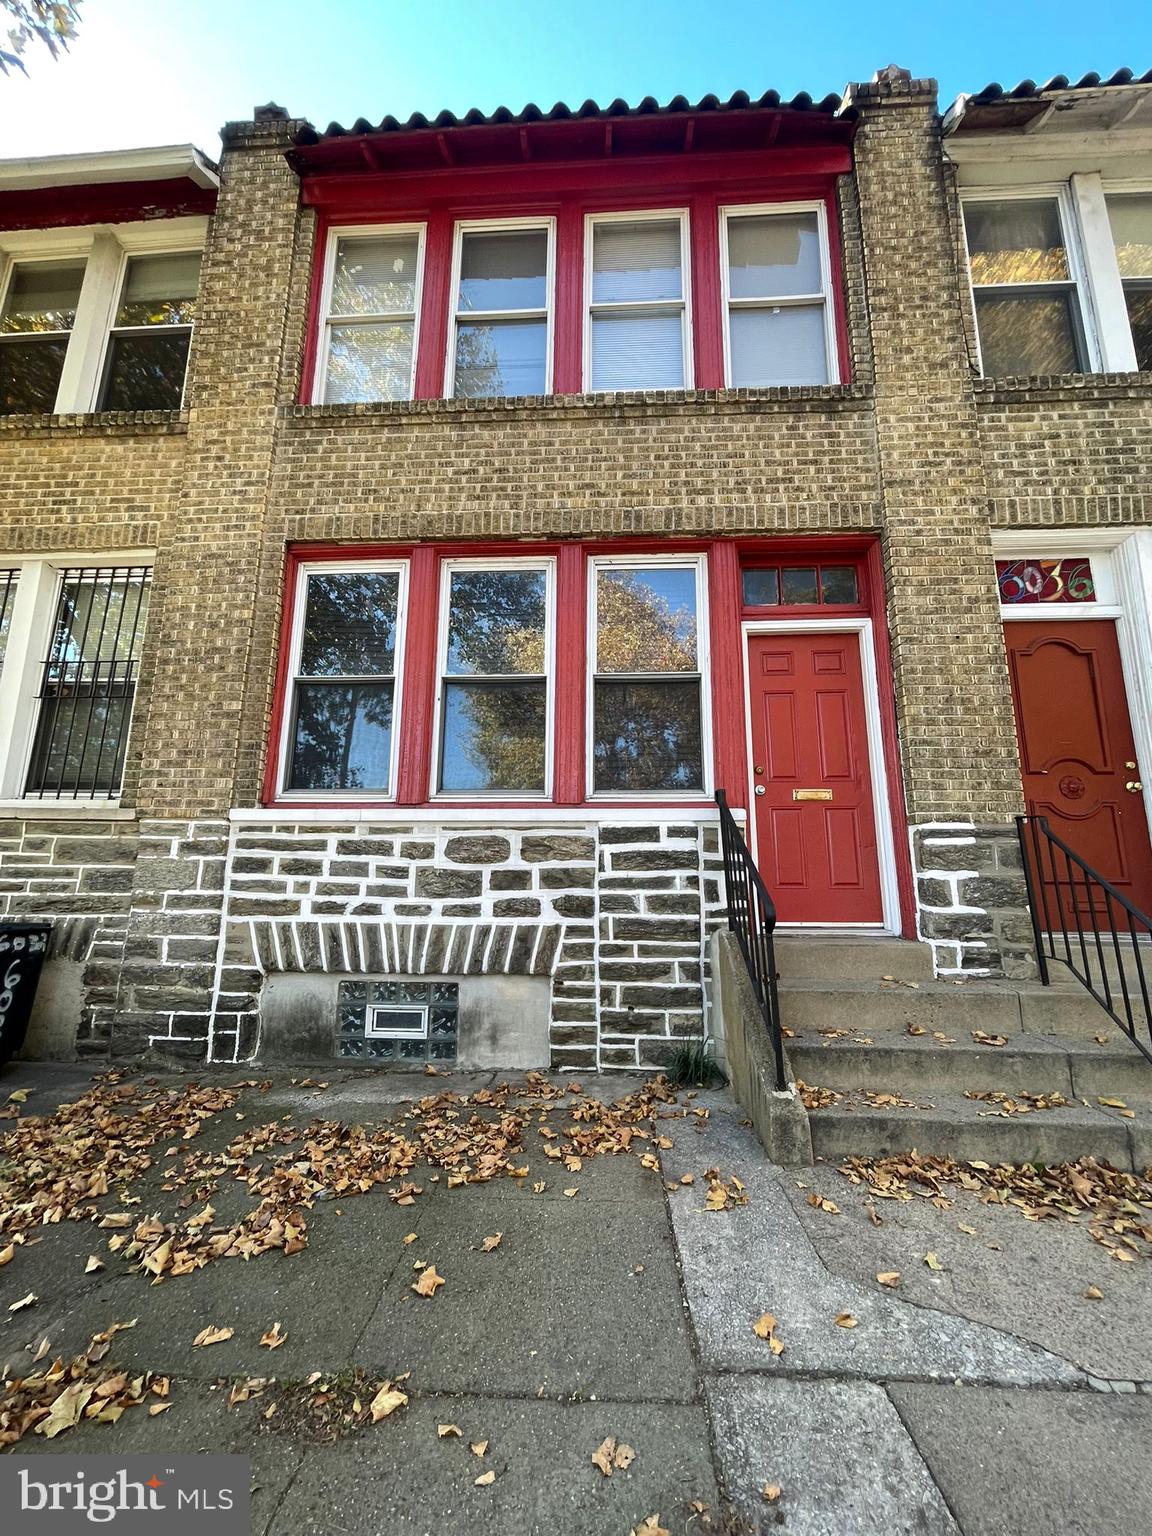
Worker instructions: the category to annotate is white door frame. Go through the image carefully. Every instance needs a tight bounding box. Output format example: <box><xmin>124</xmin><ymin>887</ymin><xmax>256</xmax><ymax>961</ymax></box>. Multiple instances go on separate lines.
<box><xmin>740</xmin><ymin>616</ymin><xmax>901</xmax><ymax>933</ymax></box>
<box><xmin>993</xmin><ymin>530</ymin><xmax>1152</xmax><ymax>842</ymax></box>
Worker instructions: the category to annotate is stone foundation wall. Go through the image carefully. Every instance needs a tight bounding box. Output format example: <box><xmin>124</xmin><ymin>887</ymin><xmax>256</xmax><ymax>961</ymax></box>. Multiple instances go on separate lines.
<box><xmin>910</xmin><ymin>821</ymin><xmax>1037</xmax><ymax>978</ymax></box>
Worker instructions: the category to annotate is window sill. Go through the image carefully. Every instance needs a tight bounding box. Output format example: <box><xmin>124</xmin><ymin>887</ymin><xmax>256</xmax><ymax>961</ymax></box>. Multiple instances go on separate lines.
<box><xmin>0</xmin><ymin>802</ymin><xmax>137</xmax><ymax>820</ymax></box>
<box><xmin>0</xmin><ymin>409</ymin><xmax>189</xmax><ymax>437</ymax></box>
<box><xmin>973</xmin><ymin>370</ymin><xmax>1152</xmax><ymax>403</ymax></box>
<box><xmin>237</xmin><ymin>803</ymin><xmax>721</xmax><ymax>824</ymax></box>
<box><xmin>284</xmin><ymin>382</ymin><xmax>872</xmax><ymax>426</ymax></box>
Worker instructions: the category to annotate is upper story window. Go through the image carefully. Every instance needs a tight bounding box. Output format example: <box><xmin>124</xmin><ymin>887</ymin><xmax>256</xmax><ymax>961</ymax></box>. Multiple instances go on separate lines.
<box><xmin>448</xmin><ymin>223</ymin><xmax>553</xmax><ymax>398</ymax></box>
<box><xmin>0</xmin><ymin>560</ymin><xmax>152</xmax><ymax>801</ymax></box>
<box><xmin>0</xmin><ymin>260</ymin><xmax>86</xmax><ymax>414</ymax></box>
<box><xmin>1106</xmin><ymin>194</ymin><xmax>1152</xmax><ymax>371</ymax></box>
<box><xmin>963</xmin><ymin>197</ymin><xmax>1087</xmax><ymax>376</ymax></box>
<box><xmin>721</xmin><ymin>204</ymin><xmax>837</xmax><ymax>386</ymax></box>
<box><xmin>310</xmin><ymin>193</ymin><xmax>845</xmax><ymax>404</ymax></box>
<box><xmin>585</xmin><ymin>212</ymin><xmax>690</xmax><ymax>391</ymax></box>
<box><xmin>0</xmin><ymin>224</ymin><xmax>206</xmax><ymax>416</ymax></box>
<box><xmin>98</xmin><ymin>252</ymin><xmax>201</xmax><ymax>411</ymax></box>
<box><xmin>961</xmin><ymin>181</ymin><xmax>1152</xmax><ymax>378</ymax></box>
<box><xmin>319</xmin><ymin>229</ymin><xmax>424</xmax><ymax>405</ymax></box>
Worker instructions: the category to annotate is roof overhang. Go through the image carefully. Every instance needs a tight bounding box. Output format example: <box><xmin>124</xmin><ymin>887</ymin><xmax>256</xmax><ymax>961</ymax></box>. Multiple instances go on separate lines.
<box><xmin>942</xmin><ymin>79</ymin><xmax>1152</xmax><ymax>185</ymax></box>
<box><xmin>0</xmin><ymin>144</ymin><xmax>219</xmax><ymax>193</ymax></box>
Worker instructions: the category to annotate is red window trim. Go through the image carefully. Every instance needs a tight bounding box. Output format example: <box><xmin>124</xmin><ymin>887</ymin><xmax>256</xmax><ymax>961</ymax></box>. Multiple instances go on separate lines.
<box><xmin>300</xmin><ymin>175</ymin><xmax>852</xmax><ymax>404</ymax></box>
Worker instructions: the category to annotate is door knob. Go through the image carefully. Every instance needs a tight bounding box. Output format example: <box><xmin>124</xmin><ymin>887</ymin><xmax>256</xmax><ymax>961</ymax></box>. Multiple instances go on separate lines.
<box><xmin>1126</xmin><ymin>761</ymin><xmax>1138</xmax><ymax>770</ymax></box>
<box><xmin>1126</xmin><ymin>780</ymin><xmax>1144</xmax><ymax>793</ymax></box>
<box><xmin>754</xmin><ymin>785</ymin><xmax>766</xmax><ymax>797</ymax></box>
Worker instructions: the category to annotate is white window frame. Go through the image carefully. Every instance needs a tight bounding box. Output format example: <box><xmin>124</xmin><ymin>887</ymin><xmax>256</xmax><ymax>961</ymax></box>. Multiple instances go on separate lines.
<box><xmin>276</xmin><ymin>558</ymin><xmax>410</xmax><ymax>802</ymax></box>
<box><xmin>92</xmin><ymin>243</ymin><xmax>204</xmax><ymax>412</ymax></box>
<box><xmin>582</xmin><ymin>207</ymin><xmax>693</xmax><ymax>392</ymax></box>
<box><xmin>1099</xmin><ymin>176</ymin><xmax>1152</xmax><ymax>371</ymax></box>
<box><xmin>312</xmin><ymin>222</ymin><xmax>427</xmax><ymax>406</ymax></box>
<box><xmin>431</xmin><ymin>555</ymin><xmax>557</xmax><ymax>801</ymax></box>
<box><xmin>0</xmin><ymin>219</ymin><xmax>208</xmax><ymax>415</ymax></box>
<box><xmin>718</xmin><ymin>200</ymin><xmax>840</xmax><ymax>388</ymax></box>
<box><xmin>444</xmin><ymin>217</ymin><xmax>556</xmax><ymax>399</ymax></box>
<box><xmin>586</xmin><ymin>552</ymin><xmax>713</xmax><ymax>801</ymax></box>
<box><xmin>959</xmin><ymin>185</ymin><xmax>1101</xmax><ymax>375</ymax></box>
<box><xmin>0</xmin><ymin>550</ymin><xmax>154</xmax><ymax>806</ymax></box>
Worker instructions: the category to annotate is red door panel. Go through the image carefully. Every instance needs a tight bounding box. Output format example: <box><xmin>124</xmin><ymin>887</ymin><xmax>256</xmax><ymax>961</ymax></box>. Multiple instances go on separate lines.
<box><xmin>748</xmin><ymin>633</ymin><xmax>883</xmax><ymax>924</ymax></box>
<box><xmin>1005</xmin><ymin>620</ymin><xmax>1152</xmax><ymax>920</ymax></box>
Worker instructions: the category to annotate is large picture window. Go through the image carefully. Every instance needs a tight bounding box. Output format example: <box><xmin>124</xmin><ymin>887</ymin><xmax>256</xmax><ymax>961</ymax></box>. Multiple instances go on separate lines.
<box><xmin>435</xmin><ymin>561</ymin><xmax>553</xmax><ymax>795</ymax></box>
<box><xmin>283</xmin><ymin>563</ymin><xmax>406</xmax><ymax>795</ymax></box>
<box><xmin>590</xmin><ymin>558</ymin><xmax>706</xmax><ymax>794</ymax></box>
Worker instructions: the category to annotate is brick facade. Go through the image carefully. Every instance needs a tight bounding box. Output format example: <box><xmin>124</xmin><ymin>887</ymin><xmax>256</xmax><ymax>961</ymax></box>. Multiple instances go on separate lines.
<box><xmin>2</xmin><ymin>72</ymin><xmax>1150</xmax><ymax>1066</ymax></box>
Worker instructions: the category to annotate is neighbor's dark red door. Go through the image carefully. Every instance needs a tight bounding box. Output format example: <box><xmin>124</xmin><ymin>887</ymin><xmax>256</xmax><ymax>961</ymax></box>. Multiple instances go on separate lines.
<box><xmin>748</xmin><ymin>632</ymin><xmax>883</xmax><ymax>924</ymax></box>
<box><xmin>1005</xmin><ymin>619</ymin><xmax>1152</xmax><ymax>918</ymax></box>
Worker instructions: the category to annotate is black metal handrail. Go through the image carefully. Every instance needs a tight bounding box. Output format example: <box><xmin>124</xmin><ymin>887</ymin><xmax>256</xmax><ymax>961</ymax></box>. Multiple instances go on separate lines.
<box><xmin>1017</xmin><ymin>814</ymin><xmax>1152</xmax><ymax>1064</ymax></box>
<box><xmin>716</xmin><ymin>790</ymin><xmax>787</xmax><ymax>1090</ymax></box>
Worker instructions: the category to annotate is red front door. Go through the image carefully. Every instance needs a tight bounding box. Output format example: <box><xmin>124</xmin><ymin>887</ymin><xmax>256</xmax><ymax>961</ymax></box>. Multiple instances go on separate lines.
<box><xmin>1005</xmin><ymin>619</ymin><xmax>1152</xmax><ymax>917</ymax></box>
<box><xmin>748</xmin><ymin>632</ymin><xmax>884</xmax><ymax>924</ymax></box>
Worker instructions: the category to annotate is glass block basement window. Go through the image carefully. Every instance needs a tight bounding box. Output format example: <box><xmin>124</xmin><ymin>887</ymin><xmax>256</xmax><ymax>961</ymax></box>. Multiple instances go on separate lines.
<box><xmin>337</xmin><ymin>980</ymin><xmax>459</xmax><ymax>1062</ymax></box>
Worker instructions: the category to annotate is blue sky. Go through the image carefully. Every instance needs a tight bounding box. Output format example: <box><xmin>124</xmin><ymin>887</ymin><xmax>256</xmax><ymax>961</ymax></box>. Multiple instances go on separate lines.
<box><xmin>0</xmin><ymin>0</ymin><xmax>1150</xmax><ymax>160</ymax></box>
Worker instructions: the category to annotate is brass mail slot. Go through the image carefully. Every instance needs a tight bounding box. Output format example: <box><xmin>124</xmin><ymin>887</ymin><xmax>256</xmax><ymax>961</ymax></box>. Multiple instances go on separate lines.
<box><xmin>793</xmin><ymin>788</ymin><xmax>833</xmax><ymax>802</ymax></box>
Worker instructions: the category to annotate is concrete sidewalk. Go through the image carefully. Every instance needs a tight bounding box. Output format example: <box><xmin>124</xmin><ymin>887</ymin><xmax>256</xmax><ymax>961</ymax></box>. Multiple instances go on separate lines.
<box><xmin>1</xmin><ymin>1062</ymin><xmax>1150</xmax><ymax>1535</ymax></box>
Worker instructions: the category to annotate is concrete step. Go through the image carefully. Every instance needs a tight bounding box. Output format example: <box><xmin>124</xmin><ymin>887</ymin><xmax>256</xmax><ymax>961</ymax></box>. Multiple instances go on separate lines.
<box><xmin>807</xmin><ymin>1089</ymin><xmax>1146</xmax><ymax>1169</ymax></box>
<box><xmin>789</xmin><ymin>1031</ymin><xmax>1152</xmax><ymax>1099</ymax></box>
<box><xmin>779</xmin><ymin>978</ymin><xmax>1109</xmax><ymax>1040</ymax></box>
<box><xmin>773</xmin><ymin>933</ymin><xmax>934</xmax><ymax>983</ymax></box>
<box><xmin>1045</xmin><ymin>953</ymin><xmax>1152</xmax><ymax>1027</ymax></box>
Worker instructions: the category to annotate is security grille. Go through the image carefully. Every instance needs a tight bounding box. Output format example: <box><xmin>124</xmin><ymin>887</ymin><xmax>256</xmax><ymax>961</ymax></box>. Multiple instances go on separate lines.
<box><xmin>24</xmin><ymin>565</ymin><xmax>151</xmax><ymax>800</ymax></box>
<box><xmin>337</xmin><ymin>980</ymin><xmax>459</xmax><ymax>1062</ymax></box>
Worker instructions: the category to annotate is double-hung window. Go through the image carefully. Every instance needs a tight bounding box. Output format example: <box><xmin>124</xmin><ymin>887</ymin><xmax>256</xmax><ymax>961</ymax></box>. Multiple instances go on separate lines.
<box><xmin>585</xmin><ymin>212</ymin><xmax>691</xmax><ymax>391</ymax></box>
<box><xmin>962</xmin><ymin>196</ymin><xmax>1088</xmax><ymax>376</ymax></box>
<box><xmin>721</xmin><ymin>204</ymin><xmax>836</xmax><ymax>386</ymax></box>
<box><xmin>0</xmin><ymin>260</ymin><xmax>85</xmax><ymax>415</ymax></box>
<box><xmin>318</xmin><ymin>228</ymin><xmax>424</xmax><ymax>404</ymax></box>
<box><xmin>98</xmin><ymin>251</ymin><xmax>201</xmax><ymax>411</ymax></box>
<box><xmin>447</xmin><ymin>222</ymin><xmax>553</xmax><ymax>398</ymax></box>
<box><xmin>1106</xmin><ymin>194</ymin><xmax>1152</xmax><ymax>371</ymax></box>
<box><xmin>0</xmin><ymin>561</ymin><xmax>152</xmax><ymax>801</ymax></box>
<box><xmin>436</xmin><ymin>561</ymin><xmax>553</xmax><ymax>795</ymax></box>
<box><xmin>282</xmin><ymin>563</ymin><xmax>406</xmax><ymax>795</ymax></box>
<box><xmin>590</xmin><ymin>557</ymin><xmax>706</xmax><ymax>795</ymax></box>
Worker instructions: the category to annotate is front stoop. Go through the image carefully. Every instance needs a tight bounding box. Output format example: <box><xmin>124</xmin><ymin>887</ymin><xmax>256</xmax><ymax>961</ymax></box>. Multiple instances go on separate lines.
<box><xmin>774</xmin><ymin>936</ymin><xmax>1152</xmax><ymax>1171</ymax></box>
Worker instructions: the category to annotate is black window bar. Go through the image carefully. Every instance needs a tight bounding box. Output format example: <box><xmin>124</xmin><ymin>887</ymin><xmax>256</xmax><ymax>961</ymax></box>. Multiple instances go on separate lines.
<box><xmin>24</xmin><ymin>566</ymin><xmax>151</xmax><ymax>800</ymax></box>
<box><xmin>0</xmin><ymin>569</ymin><xmax>18</xmax><ymax>669</ymax></box>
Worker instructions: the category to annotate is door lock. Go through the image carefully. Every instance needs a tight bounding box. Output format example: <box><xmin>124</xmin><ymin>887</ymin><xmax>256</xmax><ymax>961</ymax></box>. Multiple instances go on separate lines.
<box><xmin>1125</xmin><ymin>761</ymin><xmax>1138</xmax><ymax>770</ymax></box>
<box><xmin>754</xmin><ymin>785</ymin><xmax>766</xmax><ymax>797</ymax></box>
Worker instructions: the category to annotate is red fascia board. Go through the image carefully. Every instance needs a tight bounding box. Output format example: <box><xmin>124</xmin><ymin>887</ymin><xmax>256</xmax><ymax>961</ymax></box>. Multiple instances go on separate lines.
<box><xmin>0</xmin><ymin>177</ymin><xmax>217</xmax><ymax>232</ymax></box>
<box><xmin>299</xmin><ymin>146</ymin><xmax>852</xmax><ymax>213</ymax></box>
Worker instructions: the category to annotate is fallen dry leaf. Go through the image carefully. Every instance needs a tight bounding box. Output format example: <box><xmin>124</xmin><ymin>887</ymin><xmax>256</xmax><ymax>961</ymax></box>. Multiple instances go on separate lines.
<box><xmin>592</xmin><ymin>1437</ymin><xmax>617</xmax><ymax>1476</ymax></box>
<box><xmin>1084</xmin><ymin>1286</ymin><xmax>1104</xmax><ymax>1300</ymax></box>
<box><xmin>0</xmin><ymin>1244</ymin><xmax>15</xmax><ymax>1267</ymax></box>
<box><xmin>403</xmin><ymin>1233</ymin><xmax>417</xmax><ymax>1245</ymax></box>
<box><xmin>412</xmin><ymin>1264</ymin><xmax>445</xmax><ymax>1298</ymax></box>
<box><xmin>438</xmin><ymin>1423</ymin><xmax>462</xmax><ymax>1438</ymax></box>
<box><xmin>8</xmin><ymin>1293</ymin><xmax>37</xmax><ymax>1312</ymax></box>
<box><xmin>192</xmin><ymin>1326</ymin><xmax>234</xmax><ymax>1347</ymax></box>
<box><xmin>763</xmin><ymin>1484</ymin><xmax>782</xmax><ymax>1503</ymax></box>
<box><xmin>259</xmin><ymin>1322</ymin><xmax>287</xmax><ymax>1349</ymax></box>
<box><xmin>923</xmin><ymin>1253</ymin><xmax>944</xmax><ymax>1272</ymax></box>
<box><xmin>149</xmin><ymin>1402</ymin><xmax>171</xmax><ymax>1416</ymax></box>
<box><xmin>470</xmin><ymin>1440</ymin><xmax>488</xmax><ymax>1456</ymax></box>
<box><xmin>481</xmin><ymin>1233</ymin><xmax>503</xmax><ymax>1252</ymax></box>
<box><xmin>835</xmin><ymin>1312</ymin><xmax>858</xmax><ymax>1328</ymax></box>
<box><xmin>752</xmin><ymin>1313</ymin><xmax>785</xmax><ymax>1356</ymax></box>
<box><xmin>807</xmin><ymin>1194</ymin><xmax>841</xmax><ymax>1215</ymax></box>
<box><xmin>7</xmin><ymin>1088</ymin><xmax>29</xmax><ymax>1103</ymax></box>
<box><xmin>475</xmin><ymin>1470</ymin><xmax>496</xmax><ymax>1486</ymax></box>
<box><xmin>563</xmin><ymin>1188</ymin><xmax>579</xmax><ymax>1198</ymax></box>
<box><xmin>84</xmin><ymin>1255</ymin><xmax>105</xmax><ymax>1274</ymax></box>
<box><xmin>876</xmin><ymin>1271</ymin><xmax>901</xmax><ymax>1288</ymax></box>
<box><xmin>630</xmin><ymin>1517</ymin><xmax>670</xmax><ymax>1536</ymax></box>
<box><xmin>369</xmin><ymin>1384</ymin><xmax>408</xmax><ymax>1422</ymax></box>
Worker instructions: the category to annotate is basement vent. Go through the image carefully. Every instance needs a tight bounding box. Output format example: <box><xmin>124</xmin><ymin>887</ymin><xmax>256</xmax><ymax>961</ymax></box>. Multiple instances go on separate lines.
<box><xmin>337</xmin><ymin>979</ymin><xmax>459</xmax><ymax>1063</ymax></box>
